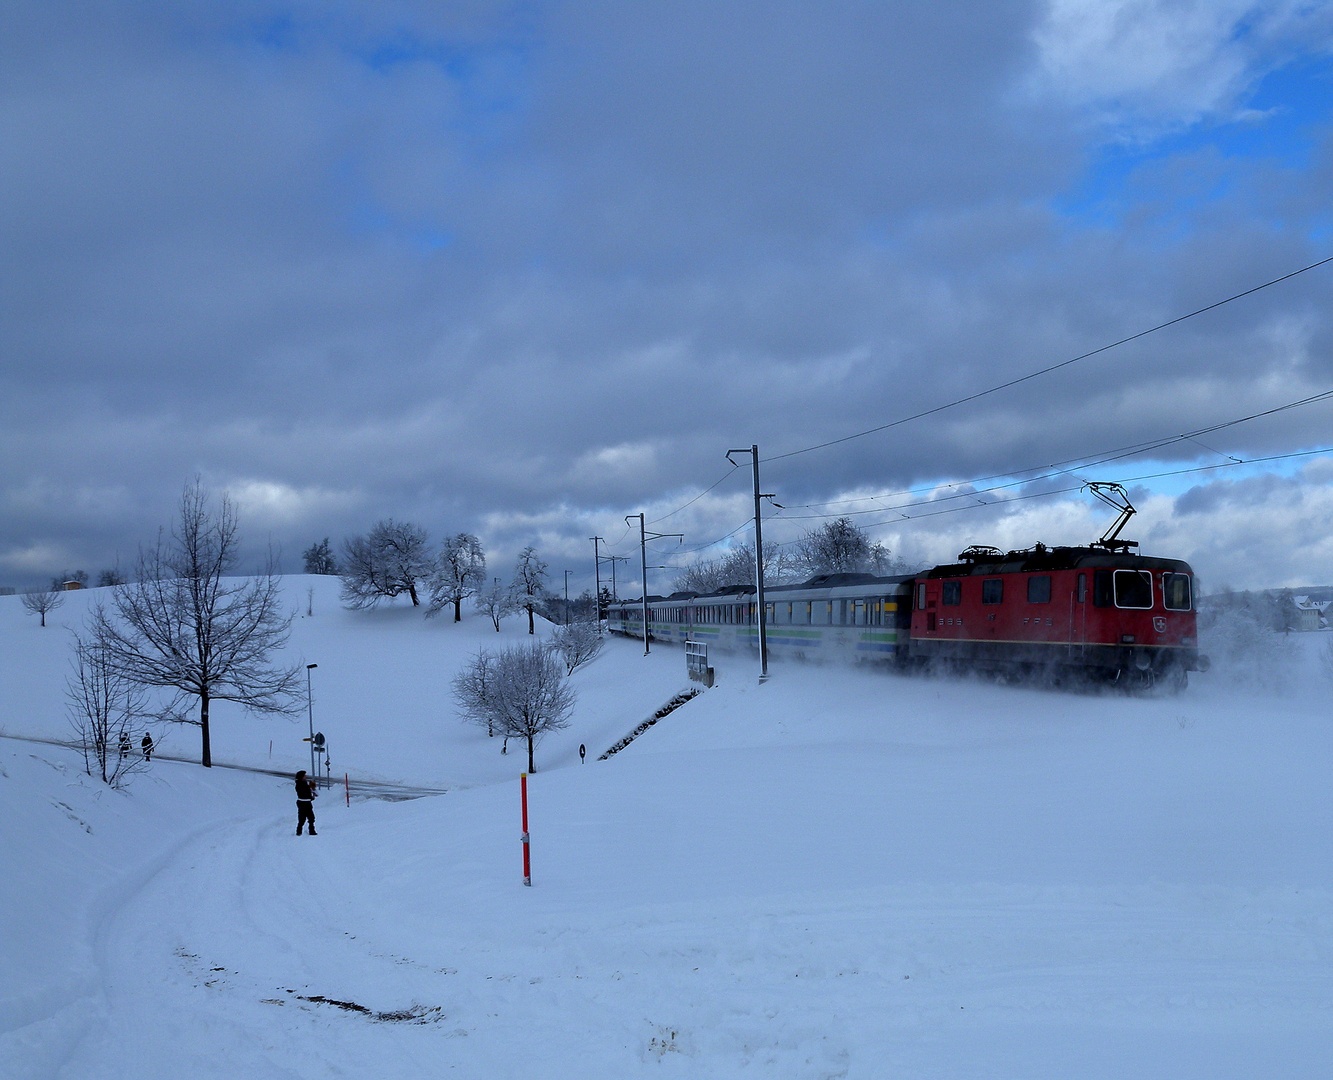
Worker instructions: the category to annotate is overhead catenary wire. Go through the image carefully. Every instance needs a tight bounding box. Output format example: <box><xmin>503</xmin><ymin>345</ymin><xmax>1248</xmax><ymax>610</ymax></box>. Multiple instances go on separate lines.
<box><xmin>761</xmin><ymin>253</ymin><xmax>1333</xmax><ymax>466</ymax></box>
<box><xmin>604</xmin><ymin>254</ymin><xmax>1333</xmax><ymax>539</ymax></box>
<box><xmin>812</xmin><ymin>444</ymin><xmax>1333</xmax><ymax>535</ymax></box>
<box><xmin>771</xmin><ymin>386</ymin><xmax>1333</xmax><ymax>519</ymax></box>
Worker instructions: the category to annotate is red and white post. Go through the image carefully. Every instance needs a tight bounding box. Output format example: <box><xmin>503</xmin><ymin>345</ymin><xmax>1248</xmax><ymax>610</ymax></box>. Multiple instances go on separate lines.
<box><xmin>520</xmin><ymin>772</ymin><xmax>532</xmax><ymax>886</ymax></box>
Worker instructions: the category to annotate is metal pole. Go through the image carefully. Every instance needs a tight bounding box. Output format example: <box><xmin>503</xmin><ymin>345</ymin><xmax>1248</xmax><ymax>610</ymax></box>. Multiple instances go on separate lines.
<box><xmin>306</xmin><ymin>663</ymin><xmax>317</xmax><ymax>781</ymax></box>
<box><xmin>591</xmin><ymin>536</ymin><xmax>603</xmax><ymax>623</ymax></box>
<box><xmin>630</xmin><ymin>514</ymin><xmax>649</xmax><ymax>653</ymax></box>
<box><xmin>624</xmin><ymin>516</ymin><xmax>682</xmax><ymax>656</ymax></box>
<box><xmin>564</xmin><ymin>570</ymin><xmax>571</xmax><ymax>624</ymax></box>
<box><xmin>750</xmin><ymin>444</ymin><xmax>770</xmax><ymax>682</ymax></box>
<box><xmin>727</xmin><ymin>446</ymin><xmax>770</xmax><ymax>682</ymax></box>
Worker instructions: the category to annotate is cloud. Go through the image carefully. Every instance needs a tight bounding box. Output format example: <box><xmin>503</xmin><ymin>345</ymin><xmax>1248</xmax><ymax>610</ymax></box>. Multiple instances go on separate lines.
<box><xmin>1030</xmin><ymin>0</ymin><xmax>1333</xmax><ymax>131</ymax></box>
<box><xmin>1</xmin><ymin>2</ymin><xmax>1332</xmax><ymax>591</ymax></box>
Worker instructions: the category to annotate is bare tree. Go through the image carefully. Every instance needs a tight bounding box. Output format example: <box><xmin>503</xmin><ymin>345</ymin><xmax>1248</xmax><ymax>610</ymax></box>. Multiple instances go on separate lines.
<box><xmin>303</xmin><ymin>538</ymin><xmax>338</xmax><ymax>575</ymax></box>
<box><xmin>88</xmin><ymin>480</ymin><xmax>303</xmax><ymax>768</ymax></box>
<box><xmin>510</xmin><ymin>546</ymin><xmax>549</xmax><ymax>635</ymax></box>
<box><xmin>66</xmin><ymin>633</ymin><xmax>149</xmax><ymax>787</ymax></box>
<box><xmin>340</xmin><ymin>519</ymin><xmax>432</xmax><ymax>608</ymax></box>
<box><xmin>428</xmin><ymin>533</ymin><xmax>486</xmax><ymax>622</ymax></box>
<box><xmin>452</xmin><ymin>642</ymin><xmax>574</xmax><ymax>772</ymax></box>
<box><xmin>21</xmin><ymin>586</ymin><xmax>64</xmax><ymax>627</ymax></box>
<box><xmin>791</xmin><ymin>517</ymin><xmax>901</xmax><ymax>578</ymax></box>
<box><xmin>453</xmin><ymin>648</ymin><xmax>498</xmax><ymax>736</ymax></box>
<box><xmin>97</xmin><ymin>567</ymin><xmax>126</xmax><ymax>587</ymax></box>
<box><xmin>551</xmin><ymin>618</ymin><xmax>603</xmax><ymax>675</ymax></box>
<box><xmin>476</xmin><ymin>577</ymin><xmax>514</xmax><ymax>631</ymax></box>
<box><xmin>673</xmin><ymin>540</ymin><xmax>794</xmax><ymax>594</ymax></box>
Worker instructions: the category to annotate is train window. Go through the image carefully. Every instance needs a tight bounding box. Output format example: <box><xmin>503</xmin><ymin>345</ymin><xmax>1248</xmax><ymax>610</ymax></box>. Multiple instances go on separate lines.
<box><xmin>1077</xmin><ymin>573</ymin><xmax>1086</xmax><ymax>604</ymax></box>
<box><xmin>1113</xmin><ymin>569</ymin><xmax>1153</xmax><ymax>609</ymax></box>
<box><xmin>982</xmin><ymin>578</ymin><xmax>1003</xmax><ymax>604</ymax></box>
<box><xmin>1093</xmin><ymin>569</ymin><xmax>1113</xmax><ymax>607</ymax></box>
<box><xmin>916</xmin><ymin>583</ymin><xmax>927</xmax><ymax>610</ymax></box>
<box><xmin>1027</xmin><ymin>575</ymin><xmax>1051</xmax><ymax>604</ymax></box>
<box><xmin>1163</xmin><ymin>573</ymin><xmax>1192</xmax><ymax>611</ymax></box>
<box><xmin>942</xmin><ymin>581</ymin><xmax>961</xmax><ymax>605</ymax></box>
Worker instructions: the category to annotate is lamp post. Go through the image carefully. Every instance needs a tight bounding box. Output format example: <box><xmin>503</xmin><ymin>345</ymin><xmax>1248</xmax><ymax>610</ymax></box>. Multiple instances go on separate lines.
<box><xmin>306</xmin><ymin>663</ymin><xmax>318</xmax><ymax>782</ymax></box>
<box><xmin>564</xmin><ymin>570</ymin><xmax>572</xmax><ymax>624</ymax></box>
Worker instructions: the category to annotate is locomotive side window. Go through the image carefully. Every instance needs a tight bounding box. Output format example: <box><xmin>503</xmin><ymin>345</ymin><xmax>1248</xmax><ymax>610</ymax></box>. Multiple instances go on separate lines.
<box><xmin>1163</xmin><ymin>573</ymin><xmax>1192</xmax><ymax>611</ymax></box>
<box><xmin>942</xmin><ymin>581</ymin><xmax>961</xmax><ymax>605</ymax></box>
<box><xmin>1093</xmin><ymin>569</ymin><xmax>1113</xmax><ymax>607</ymax></box>
<box><xmin>1077</xmin><ymin>573</ymin><xmax>1087</xmax><ymax>603</ymax></box>
<box><xmin>1113</xmin><ymin>569</ymin><xmax>1153</xmax><ymax>609</ymax></box>
<box><xmin>1027</xmin><ymin>575</ymin><xmax>1051</xmax><ymax>603</ymax></box>
<box><xmin>982</xmin><ymin>578</ymin><xmax>1003</xmax><ymax>604</ymax></box>
<box><xmin>916</xmin><ymin>583</ymin><xmax>927</xmax><ymax>610</ymax></box>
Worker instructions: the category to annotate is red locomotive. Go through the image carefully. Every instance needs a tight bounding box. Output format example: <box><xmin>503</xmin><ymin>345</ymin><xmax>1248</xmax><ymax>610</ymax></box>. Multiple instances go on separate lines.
<box><xmin>909</xmin><ymin>483</ymin><xmax>1207</xmax><ymax>688</ymax></box>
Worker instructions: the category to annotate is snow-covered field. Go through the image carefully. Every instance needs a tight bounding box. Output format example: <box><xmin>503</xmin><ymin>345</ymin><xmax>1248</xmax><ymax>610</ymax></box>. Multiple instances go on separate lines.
<box><xmin>3</xmin><ymin>577</ymin><xmax>1332</xmax><ymax>1078</ymax></box>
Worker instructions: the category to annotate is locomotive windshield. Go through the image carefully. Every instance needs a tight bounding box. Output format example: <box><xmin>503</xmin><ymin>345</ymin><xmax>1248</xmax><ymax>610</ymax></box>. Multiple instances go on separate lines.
<box><xmin>1113</xmin><ymin>569</ymin><xmax>1153</xmax><ymax>609</ymax></box>
<box><xmin>1163</xmin><ymin>573</ymin><xmax>1192</xmax><ymax>611</ymax></box>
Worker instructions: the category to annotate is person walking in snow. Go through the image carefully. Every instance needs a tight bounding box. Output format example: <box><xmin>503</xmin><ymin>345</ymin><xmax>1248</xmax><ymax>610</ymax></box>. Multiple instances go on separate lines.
<box><xmin>140</xmin><ymin>733</ymin><xmax>153</xmax><ymax>761</ymax></box>
<box><xmin>295</xmin><ymin>770</ymin><xmax>318</xmax><ymax>836</ymax></box>
<box><xmin>119</xmin><ymin>731</ymin><xmax>131</xmax><ymax>760</ymax></box>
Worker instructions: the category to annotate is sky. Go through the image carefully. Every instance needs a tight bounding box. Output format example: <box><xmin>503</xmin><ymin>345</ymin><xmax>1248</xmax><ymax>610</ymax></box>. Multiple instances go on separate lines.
<box><xmin>4</xmin><ymin>0</ymin><xmax>1333</xmax><ymax>595</ymax></box>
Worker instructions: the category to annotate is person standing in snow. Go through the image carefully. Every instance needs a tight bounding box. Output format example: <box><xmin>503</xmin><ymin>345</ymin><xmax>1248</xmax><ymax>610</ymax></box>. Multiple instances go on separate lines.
<box><xmin>119</xmin><ymin>731</ymin><xmax>131</xmax><ymax>760</ymax></box>
<box><xmin>140</xmin><ymin>733</ymin><xmax>153</xmax><ymax>761</ymax></box>
<box><xmin>295</xmin><ymin>770</ymin><xmax>318</xmax><ymax>836</ymax></box>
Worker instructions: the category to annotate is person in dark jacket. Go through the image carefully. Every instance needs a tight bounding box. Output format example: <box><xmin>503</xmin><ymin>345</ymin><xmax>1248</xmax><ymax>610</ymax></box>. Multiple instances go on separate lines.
<box><xmin>295</xmin><ymin>770</ymin><xmax>317</xmax><ymax>835</ymax></box>
<box><xmin>140</xmin><ymin>733</ymin><xmax>153</xmax><ymax>761</ymax></box>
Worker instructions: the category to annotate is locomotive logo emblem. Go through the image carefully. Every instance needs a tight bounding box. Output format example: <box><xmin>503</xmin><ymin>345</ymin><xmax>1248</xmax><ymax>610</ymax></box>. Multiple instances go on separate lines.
<box><xmin>1153</xmin><ymin>617</ymin><xmax>1167</xmax><ymax>633</ymax></box>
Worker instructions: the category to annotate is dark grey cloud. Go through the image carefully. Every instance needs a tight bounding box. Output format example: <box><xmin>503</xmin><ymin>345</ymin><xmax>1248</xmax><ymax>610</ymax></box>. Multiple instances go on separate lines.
<box><xmin>3</xmin><ymin>1</ymin><xmax>1333</xmax><ymax>592</ymax></box>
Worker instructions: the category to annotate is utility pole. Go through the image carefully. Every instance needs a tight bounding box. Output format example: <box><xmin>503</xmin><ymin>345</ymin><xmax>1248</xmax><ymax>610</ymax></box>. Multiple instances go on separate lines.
<box><xmin>726</xmin><ymin>445</ymin><xmax>773</xmax><ymax>682</ymax></box>
<box><xmin>563</xmin><ymin>570</ymin><xmax>572</xmax><ymax>624</ymax></box>
<box><xmin>625</xmin><ymin>513</ymin><xmax>682</xmax><ymax>655</ymax></box>
<box><xmin>605</xmin><ymin>554</ymin><xmax>628</xmax><ymax>601</ymax></box>
<box><xmin>590</xmin><ymin>536</ymin><xmax>603</xmax><ymax>622</ymax></box>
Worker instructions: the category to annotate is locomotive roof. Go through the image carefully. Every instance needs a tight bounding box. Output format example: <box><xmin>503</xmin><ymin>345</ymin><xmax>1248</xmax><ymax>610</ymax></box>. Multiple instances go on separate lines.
<box><xmin>925</xmin><ymin>545</ymin><xmax>1194</xmax><ymax>578</ymax></box>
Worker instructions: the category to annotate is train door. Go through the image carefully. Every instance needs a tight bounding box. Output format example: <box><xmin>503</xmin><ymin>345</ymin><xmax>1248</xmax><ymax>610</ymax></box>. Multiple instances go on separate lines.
<box><xmin>1068</xmin><ymin>571</ymin><xmax>1087</xmax><ymax>658</ymax></box>
<box><xmin>920</xmin><ymin>580</ymin><xmax>940</xmax><ymax>634</ymax></box>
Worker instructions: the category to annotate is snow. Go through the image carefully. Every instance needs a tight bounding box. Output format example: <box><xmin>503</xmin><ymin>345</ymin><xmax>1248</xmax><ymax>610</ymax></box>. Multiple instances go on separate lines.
<box><xmin>2</xmin><ymin>577</ymin><xmax>1332</xmax><ymax>1077</ymax></box>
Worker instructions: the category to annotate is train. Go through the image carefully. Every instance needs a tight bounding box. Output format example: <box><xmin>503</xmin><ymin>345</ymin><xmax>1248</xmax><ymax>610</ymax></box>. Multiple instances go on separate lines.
<box><xmin>605</xmin><ymin>485</ymin><xmax>1209</xmax><ymax>690</ymax></box>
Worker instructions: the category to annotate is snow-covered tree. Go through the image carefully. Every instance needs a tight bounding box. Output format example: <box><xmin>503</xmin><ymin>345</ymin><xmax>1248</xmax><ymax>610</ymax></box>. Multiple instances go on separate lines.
<box><xmin>21</xmin><ymin>586</ymin><xmax>64</xmax><ymax>627</ymax></box>
<box><xmin>66</xmin><ymin>633</ymin><xmax>149</xmax><ymax>787</ymax></box>
<box><xmin>303</xmin><ymin>537</ymin><xmax>338</xmax><ymax>575</ymax></box>
<box><xmin>509</xmin><ymin>546</ymin><xmax>549</xmax><ymax>635</ymax></box>
<box><xmin>452</xmin><ymin>642</ymin><xmax>574</xmax><ymax>772</ymax></box>
<box><xmin>475</xmin><ymin>577</ymin><xmax>513</xmax><ymax>631</ymax></box>
<box><xmin>551</xmin><ymin>618</ymin><xmax>603</xmax><ymax>675</ymax></box>
<box><xmin>673</xmin><ymin>541</ymin><xmax>793</xmax><ymax>594</ymax></box>
<box><xmin>88</xmin><ymin>480</ymin><xmax>303</xmax><ymax>768</ymax></box>
<box><xmin>791</xmin><ymin>517</ymin><xmax>900</xmax><ymax>578</ymax></box>
<box><xmin>428</xmin><ymin>533</ymin><xmax>486</xmax><ymax>622</ymax></box>
<box><xmin>340</xmin><ymin>519</ymin><xmax>432</xmax><ymax>608</ymax></box>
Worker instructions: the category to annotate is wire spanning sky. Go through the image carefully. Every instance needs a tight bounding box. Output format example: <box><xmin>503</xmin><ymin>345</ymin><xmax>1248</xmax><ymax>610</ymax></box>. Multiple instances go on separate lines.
<box><xmin>4</xmin><ymin>1</ymin><xmax>1333</xmax><ymax>593</ymax></box>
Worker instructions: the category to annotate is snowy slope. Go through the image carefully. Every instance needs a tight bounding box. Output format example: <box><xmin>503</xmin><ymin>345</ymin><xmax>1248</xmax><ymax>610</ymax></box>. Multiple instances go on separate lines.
<box><xmin>3</xmin><ymin>581</ymin><xmax>1332</xmax><ymax>1078</ymax></box>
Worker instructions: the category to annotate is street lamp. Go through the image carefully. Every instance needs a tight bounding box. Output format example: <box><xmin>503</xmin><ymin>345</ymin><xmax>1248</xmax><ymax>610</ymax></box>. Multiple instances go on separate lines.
<box><xmin>306</xmin><ymin>664</ymin><xmax>318</xmax><ymax>782</ymax></box>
